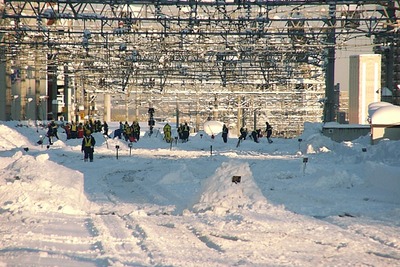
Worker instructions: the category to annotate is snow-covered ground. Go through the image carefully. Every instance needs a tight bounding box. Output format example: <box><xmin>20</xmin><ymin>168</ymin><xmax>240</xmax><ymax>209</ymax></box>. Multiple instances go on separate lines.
<box><xmin>0</xmin><ymin>120</ymin><xmax>399</xmax><ymax>266</ymax></box>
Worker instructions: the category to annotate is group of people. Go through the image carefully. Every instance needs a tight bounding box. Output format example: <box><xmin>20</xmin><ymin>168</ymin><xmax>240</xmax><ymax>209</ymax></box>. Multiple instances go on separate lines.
<box><xmin>177</xmin><ymin>122</ymin><xmax>190</xmax><ymax>142</ymax></box>
<box><xmin>81</xmin><ymin>120</ymin><xmax>144</xmax><ymax>162</ymax></box>
<box><xmin>114</xmin><ymin>121</ymin><xmax>141</xmax><ymax>142</ymax></box>
<box><xmin>44</xmin><ymin>119</ymin><xmax>274</xmax><ymax>162</ymax></box>
<box><xmin>225</xmin><ymin>121</ymin><xmax>273</xmax><ymax>144</ymax></box>
<box><xmin>161</xmin><ymin>121</ymin><xmax>273</xmax><ymax>144</ymax></box>
<box><xmin>239</xmin><ymin>127</ymin><xmax>263</xmax><ymax>143</ymax></box>
<box><xmin>162</xmin><ymin>122</ymin><xmax>190</xmax><ymax>143</ymax></box>
<box><xmin>43</xmin><ymin>119</ymin><xmax>109</xmax><ymax>162</ymax></box>
<box><xmin>62</xmin><ymin>119</ymin><xmax>109</xmax><ymax>140</ymax></box>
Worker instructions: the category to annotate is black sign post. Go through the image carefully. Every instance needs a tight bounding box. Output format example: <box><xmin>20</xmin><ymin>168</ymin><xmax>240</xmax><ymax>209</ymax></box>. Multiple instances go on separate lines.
<box><xmin>303</xmin><ymin>157</ymin><xmax>308</xmax><ymax>176</ymax></box>
<box><xmin>115</xmin><ymin>145</ymin><xmax>120</xmax><ymax>159</ymax></box>
<box><xmin>128</xmin><ymin>143</ymin><xmax>133</xmax><ymax>156</ymax></box>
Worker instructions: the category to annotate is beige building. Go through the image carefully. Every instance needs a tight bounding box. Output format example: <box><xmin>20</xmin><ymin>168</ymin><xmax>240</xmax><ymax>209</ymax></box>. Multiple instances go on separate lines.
<box><xmin>348</xmin><ymin>54</ymin><xmax>381</xmax><ymax>124</ymax></box>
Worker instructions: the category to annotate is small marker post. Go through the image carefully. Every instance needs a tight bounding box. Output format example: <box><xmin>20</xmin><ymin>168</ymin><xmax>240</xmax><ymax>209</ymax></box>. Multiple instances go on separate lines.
<box><xmin>302</xmin><ymin>157</ymin><xmax>308</xmax><ymax>176</ymax></box>
<box><xmin>128</xmin><ymin>143</ymin><xmax>133</xmax><ymax>156</ymax></box>
<box><xmin>115</xmin><ymin>145</ymin><xmax>120</xmax><ymax>159</ymax></box>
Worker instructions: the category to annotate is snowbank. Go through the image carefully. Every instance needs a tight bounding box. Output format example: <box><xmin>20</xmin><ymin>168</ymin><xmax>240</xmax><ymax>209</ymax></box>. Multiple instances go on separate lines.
<box><xmin>192</xmin><ymin>161</ymin><xmax>270</xmax><ymax>215</ymax></box>
<box><xmin>0</xmin><ymin>124</ymin><xmax>32</xmax><ymax>151</ymax></box>
<box><xmin>0</xmin><ymin>151</ymin><xmax>91</xmax><ymax>215</ymax></box>
<box><xmin>299</xmin><ymin>122</ymin><xmax>335</xmax><ymax>153</ymax></box>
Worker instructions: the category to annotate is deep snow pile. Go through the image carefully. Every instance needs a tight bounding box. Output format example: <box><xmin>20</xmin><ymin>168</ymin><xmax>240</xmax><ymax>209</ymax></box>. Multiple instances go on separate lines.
<box><xmin>193</xmin><ymin>161</ymin><xmax>271</xmax><ymax>215</ymax></box>
<box><xmin>0</xmin><ymin>151</ymin><xmax>91</xmax><ymax>215</ymax></box>
<box><xmin>0</xmin><ymin>124</ymin><xmax>32</xmax><ymax>151</ymax></box>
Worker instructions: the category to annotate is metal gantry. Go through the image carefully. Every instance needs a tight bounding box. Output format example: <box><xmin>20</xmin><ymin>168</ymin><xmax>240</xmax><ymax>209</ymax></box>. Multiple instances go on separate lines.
<box><xmin>0</xmin><ymin>1</ymin><xmax>399</xmax><ymax>136</ymax></box>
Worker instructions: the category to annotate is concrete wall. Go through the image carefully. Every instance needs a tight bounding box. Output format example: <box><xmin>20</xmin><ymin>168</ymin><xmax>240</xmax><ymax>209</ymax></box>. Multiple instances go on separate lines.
<box><xmin>322</xmin><ymin>125</ymin><xmax>370</xmax><ymax>142</ymax></box>
<box><xmin>371</xmin><ymin>124</ymin><xmax>400</xmax><ymax>144</ymax></box>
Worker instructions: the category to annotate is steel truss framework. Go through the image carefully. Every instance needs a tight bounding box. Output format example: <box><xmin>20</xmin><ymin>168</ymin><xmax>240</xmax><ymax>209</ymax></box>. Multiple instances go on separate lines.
<box><xmin>0</xmin><ymin>1</ymin><xmax>399</xmax><ymax>136</ymax></box>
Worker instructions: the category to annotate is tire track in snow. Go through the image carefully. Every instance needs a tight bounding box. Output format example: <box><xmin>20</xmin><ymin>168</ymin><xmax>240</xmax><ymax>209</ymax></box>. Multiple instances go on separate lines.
<box><xmin>321</xmin><ymin>217</ymin><xmax>400</xmax><ymax>262</ymax></box>
<box><xmin>123</xmin><ymin>215</ymin><xmax>227</xmax><ymax>266</ymax></box>
<box><xmin>187</xmin><ymin>225</ymin><xmax>225</xmax><ymax>253</ymax></box>
<box><xmin>347</xmin><ymin>221</ymin><xmax>400</xmax><ymax>251</ymax></box>
<box><xmin>104</xmin><ymin>169</ymin><xmax>186</xmax><ymax>213</ymax></box>
<box><xmin>91</xmin><ymin>213</ymin><xmax>152</xmax><ymax>266</ymax></box>
<box><xmin>124</xmin><ymin>216</ymin><xmax>157</xmax><ymax>266</ymax></box>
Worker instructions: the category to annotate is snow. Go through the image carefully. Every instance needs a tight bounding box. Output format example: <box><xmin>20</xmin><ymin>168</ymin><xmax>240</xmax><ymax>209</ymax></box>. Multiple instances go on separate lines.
<box><xmin>370</xmin><ymin>103</ymin><xmax>400</xmax><ymax>124</ymax></box>
<box><xmin>0</xmin><ymin>120</ymin><xmax>399</xmax><ymax>266</ymax></box>
<box><xmin>368</xmin><ymin>101</ymin><xmax>393</xmax><ymax>114</ymax></box>
<box><xmin>203</xmin><ymin>120</ymin><xmax>224</xmax><ymax>136</ymax></box>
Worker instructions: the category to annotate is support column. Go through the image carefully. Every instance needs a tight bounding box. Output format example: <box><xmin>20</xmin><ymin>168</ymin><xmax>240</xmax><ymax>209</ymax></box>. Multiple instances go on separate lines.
<box><xmin>241</xmin><ymin>97</ymin><xmax>246</xmax><ymax>129</ymax></box>
<box><xmin>324</xmin><ymin>2</ymin><xmax>337</xmax><ymax>122</ymax></box>
<box><xmin>20</xmin><ymin>65</ymin><xmax>28</xmax><ymax>120</ymax></box>
<box><xmin>237</xmin><ymin>95</ymin><xmax>241</xmax><ymax>136</ymax></box>
<box><xmin>386</xmin><ymin>44</ymin><xmax>395</xmax><ymax>102</ymax></box>
<box><xmin>64</xmin><ymin>64</ymin><xmax>70</xmax><ymax>122</ymax></box>
<box><xmin>175</xmin><ymin>96</ymin><xmax>179</xmax><ymax>128</ymax></box>
<box><xmin>253</xmin><ymin>110</ymin><xmax>257</xmax><ymax>131</ymax></box>
<box><xmin>35</xmin><ymin>48</ymin><xmax>41</xmax><ymax>124</ymax></box>
<box><xmin>11</xmin><ymin>61</ymin><xmax>22</xmax><ymax>121</ymax></box>
<box><xmin>135</xmin><ymin>87</ymin><xmax>139</xmax><ymax>120</ymax></box>
<box><xmin>196</xmin><ymin>88</ymin><xmax>200</xmax><ymax>132</ymax></box>
<box><xmin>0</xmin><ymin>46</ymin><xmax>7</xmax><ymax>120</ymax></box>
<box><xmin>125</xmin><ymin>92</ymin><xmax>129</xmax><ymax>122</ymax></box>
<box><xmin>103</xmin><ymin>94</ymin><xmax>111</xmax><ymax>123</ymax></box>
<box><xmin>213</xmin><ymin>95</ymin><xmax>218</xmax><ymax>120</ymax></box>
<box><xmin>48</xmin><ymin>56</ymin><xmax>58</xmax><ymax>120</ymax></box>
<box><xmin>252</xmin><ymin>96</ymin><xmax>256</xmax><ymax>130</ymax></box>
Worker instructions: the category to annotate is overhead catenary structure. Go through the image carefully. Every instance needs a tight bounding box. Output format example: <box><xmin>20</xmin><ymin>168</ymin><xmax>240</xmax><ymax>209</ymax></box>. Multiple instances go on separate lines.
<box><xmin>0</xmin><ymin>1</ymin><xmax>399</xmax><ymax>136</ymax></box>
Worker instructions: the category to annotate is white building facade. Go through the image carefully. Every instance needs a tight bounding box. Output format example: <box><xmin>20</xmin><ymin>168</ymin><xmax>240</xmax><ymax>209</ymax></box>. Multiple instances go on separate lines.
<box><xmin>348</xmin><ymin>54</ymin><xmax>381</xmax><ymax>124</ymax></box>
